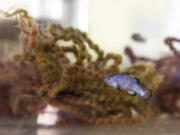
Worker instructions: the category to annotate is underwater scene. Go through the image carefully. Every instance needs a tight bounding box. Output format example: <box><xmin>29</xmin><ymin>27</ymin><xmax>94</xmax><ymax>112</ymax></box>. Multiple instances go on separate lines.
<box><xmin>0</xmin><ymin>0</ymin><xmax>180</xmax><ymax>135</ymax></box>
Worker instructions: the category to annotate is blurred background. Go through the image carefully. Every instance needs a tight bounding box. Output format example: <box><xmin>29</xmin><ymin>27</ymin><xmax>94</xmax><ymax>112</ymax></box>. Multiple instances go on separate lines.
<box><xmin>0</xmin><ymin>0</ymin><xmax>179</xmax><ymax>66</ymax></box>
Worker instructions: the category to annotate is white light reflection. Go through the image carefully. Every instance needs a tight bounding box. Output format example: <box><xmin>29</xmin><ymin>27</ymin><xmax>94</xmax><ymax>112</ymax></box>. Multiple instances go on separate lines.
<box><xmin>37</xmin><ymin>105</ymin><xmax>59</xmax><ymax>126</ymax></box>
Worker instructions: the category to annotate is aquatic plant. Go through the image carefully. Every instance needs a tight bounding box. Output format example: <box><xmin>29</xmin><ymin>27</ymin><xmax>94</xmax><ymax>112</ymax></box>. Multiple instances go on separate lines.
<box><xmin>0</xmin><ymin>9</ymin><xmax>162</xmax><ymax>124</ymax></box>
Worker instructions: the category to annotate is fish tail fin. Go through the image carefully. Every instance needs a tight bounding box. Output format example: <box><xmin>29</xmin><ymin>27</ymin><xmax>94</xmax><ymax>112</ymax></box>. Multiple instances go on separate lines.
<box><xmin>142</xmin><ymin>89</ymin><xmax>152</xmax><ymax>100</ymax></box>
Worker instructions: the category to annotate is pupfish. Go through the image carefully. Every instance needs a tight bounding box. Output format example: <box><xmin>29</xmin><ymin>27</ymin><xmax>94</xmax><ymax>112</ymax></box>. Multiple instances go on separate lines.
<box><xmin>104</xmin><ymin>74</ymin><xmax>152</xmax><ymax>100</ymax></box>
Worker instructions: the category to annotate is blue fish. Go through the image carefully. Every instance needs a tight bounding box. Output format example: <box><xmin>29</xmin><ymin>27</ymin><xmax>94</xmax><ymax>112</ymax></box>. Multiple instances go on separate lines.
<box><xmin>104</xmin><ymin>74</ymin><xmax>152</xmax><ymax>99</ymax></box>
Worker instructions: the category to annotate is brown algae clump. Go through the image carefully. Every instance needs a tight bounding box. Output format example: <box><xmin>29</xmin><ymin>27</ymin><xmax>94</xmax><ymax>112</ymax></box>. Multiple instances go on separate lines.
<box><xmin>125</xmin><ymin>38</ymin><xmax>180</xmax><ymax>115</ymax></box>
<box><xmin>0</xmin><ymin>9</ymin><xmax>162</xmax><ymax>124</ymax></box>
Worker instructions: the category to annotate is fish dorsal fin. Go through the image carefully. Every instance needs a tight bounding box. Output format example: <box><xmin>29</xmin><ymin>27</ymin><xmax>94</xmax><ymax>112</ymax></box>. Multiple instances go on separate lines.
<box><xmin>128</xmin><ymin>91</ymin><xmax>136</xmax><ymax>96</ymax></box>
<box><xmin>133</xmin><ymin>77</ymin><xmax>140</xmax><ymax>84</ymax></box>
